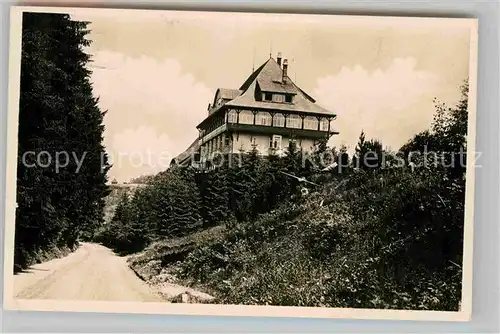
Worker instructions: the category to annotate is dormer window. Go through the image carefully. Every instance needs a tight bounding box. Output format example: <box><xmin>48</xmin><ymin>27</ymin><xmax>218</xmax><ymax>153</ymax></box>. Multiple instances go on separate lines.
<box><xmin>272</xmin><ymin>94</ymin><xmax>284</xmax><ymax>103</ymax></box>
<box><xmin>262</xmin><ymin>92</ymin><xmax>294</xmax><ymax>104</ymax></box>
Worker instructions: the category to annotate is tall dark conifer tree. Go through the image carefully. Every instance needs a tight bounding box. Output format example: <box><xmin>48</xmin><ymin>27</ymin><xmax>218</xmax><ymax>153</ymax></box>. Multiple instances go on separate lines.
<box><xmin>15</xmin><ymin>13</ymin><xmax>109</xmax><ymax>269</ymax></box>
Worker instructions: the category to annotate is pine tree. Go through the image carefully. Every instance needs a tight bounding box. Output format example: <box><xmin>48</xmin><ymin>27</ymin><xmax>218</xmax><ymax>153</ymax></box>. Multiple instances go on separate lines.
<box><xmin>15</xmin><ymin>13</ymin><xmax>109</xmax><ymax>269</ymax></box>
<box><xmin>337</xmin><ymin>144</ymin><xmax>350</xmax><ymax>174</ymax></box>
<box><xmin>151</xmin><ymin>167</ymin><xmax>202</xmax><ymax>238</ymax></box>
<box><xmin>311</xmin><ymin>136</ymin><xmax>330</xmax><ymax>170</ymax></box>
<box><xmin>281</xmin><ymin>138</ymin><xmax>303</xmax><ymax>196</ymax></box>
<box><xmin>353</xmin><ymin>130</ymin><xmax>367</xmax><ymax>169</ymax></box>
<box><xmin>107</xmin><ymin>192</ymin><xmax>132</xmax><ymax>252</ymax></box>
<box><xmin>283</xmin><ymin>138</ymin><xmax>301</xmax><ymax>174</ymax></box>
<box><xmin>200</xmin><ymin>163</ymin><xmax>230</xmax><ymax>227</ymax></box>
<box><xmin>259</xmin><ymin>149</ymin><xmax>284</xmax><ymax>211</ymax></box>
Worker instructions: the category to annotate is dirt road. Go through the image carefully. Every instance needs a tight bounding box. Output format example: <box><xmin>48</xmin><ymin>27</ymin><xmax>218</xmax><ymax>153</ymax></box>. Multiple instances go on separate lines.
<box><xmin>14</xmin><ymin>243</ymin><xmax>163</xmax><ymax>302</ymax></box>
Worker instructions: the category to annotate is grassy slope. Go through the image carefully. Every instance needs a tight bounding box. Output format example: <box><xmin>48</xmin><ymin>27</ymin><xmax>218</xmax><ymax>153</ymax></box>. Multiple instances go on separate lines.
<box><xmin>128</xmin><ymin>169</ymin><xmax>463</xmax><ymax>310</ymax></box>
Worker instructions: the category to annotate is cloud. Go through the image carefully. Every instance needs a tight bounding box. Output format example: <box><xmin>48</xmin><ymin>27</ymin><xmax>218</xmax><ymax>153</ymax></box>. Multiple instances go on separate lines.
<box><xmin>89</xmin><ymin>51</ymin><xmax>213</xmax><ymax>181</ymax></box>
<box><xmin>107</xmin><ymin>126</ymin><xmax>177</xmax><ymax>181</ymax></box>
<box><xmin>90</xmin><ymin>51</ymin><xmax>212</xmax><ymax>118</ymax></box>
<box><xmin>314</xmin><ymin>57</ymin><xmax>440</xmax><ymax>150</ymax></box>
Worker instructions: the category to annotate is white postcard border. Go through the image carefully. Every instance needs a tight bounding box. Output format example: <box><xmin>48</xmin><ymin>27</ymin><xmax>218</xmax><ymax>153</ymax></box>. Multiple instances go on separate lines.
<box><xmin>2</xmin><ymin>5</ymin><xmax>479</xmax><ymax>322</ymax></box>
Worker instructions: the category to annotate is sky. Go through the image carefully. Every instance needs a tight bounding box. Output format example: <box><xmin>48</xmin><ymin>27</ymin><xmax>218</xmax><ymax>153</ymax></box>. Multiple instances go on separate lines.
<box><xmin>67</xmin><ymin>9</ymin><xmax>473</xmax><ymax>183</ymax></box>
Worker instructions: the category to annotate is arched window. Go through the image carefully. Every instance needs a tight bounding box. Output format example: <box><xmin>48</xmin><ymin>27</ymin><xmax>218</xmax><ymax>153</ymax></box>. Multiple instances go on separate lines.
<box><xmin>227</xmin><ymin>109</ymin><xmax>237</xmax><ymax>123</ymax></box>
<box><xmin>320</xmin><ymin>118</ymin><xmax>330</xmax><ymax>131</ymax></box>
<box><xmin>239</xmin><ymin>110</ymin><xmax>254</xmax><ymax>125</ymax></box>
<box><xmin>273</xmin><ymin>113</ymin><xmax>285</xmax><ymax>127</ymax></box>
<box><xmin>256</xmin><ymin>112</ymin><xmax>272</xmax><ymax>126</ymax></box>
<box><xmin>287</xmin><ymin>114</ymin><xmax>302</xmax><ymax>129</ymax></box>
<box><xmin>304</xmin><ymin>116</ymin><xmax>318</xmax><ymax>130</ymax></box>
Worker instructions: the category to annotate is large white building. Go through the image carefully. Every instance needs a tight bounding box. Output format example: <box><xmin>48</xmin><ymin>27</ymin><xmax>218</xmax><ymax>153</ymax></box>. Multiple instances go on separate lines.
<box><xmin>173</xmin><ymin>53</ymin><xmax>338</xmax><ymax>167</ymax></box>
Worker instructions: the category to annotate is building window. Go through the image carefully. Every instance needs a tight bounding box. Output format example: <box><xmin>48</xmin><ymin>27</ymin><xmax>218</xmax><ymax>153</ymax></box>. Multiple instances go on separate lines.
<box><xmin>304</xmin><ymin>116</ymin><xmax>318</xmax><ymax>130</ymax></box>
<box><xmin>320</xmin><ymin>118</ymin><xmax>329</xmax><ymax>131</ymax></box>
<box><xmin>272</xmin><ymin>94</ymin><xmax>284</xmax><ymax>103</ymax></box>
<box><xmin>224</xmin><ymin>135</ymin><xmax>230</xmax><ymax>146</ymax></box>
<box><xmin>264</xmin><ymin>92</ymin><xmax>272</xmax><ymax>101</ymax></box>
<box><xmin>285</xmin><ymin>94</ymin><xmax>293</xmax><ymax>103</ymax></box>
<box><xmin>227</xmin><ymin>109</ymin><xmax>237</xmax><ymax>123</ymax></box>
<box><xmin>270</xmin><ymin>135</ymin><xmax>282</xmax><ymax>150</ymax></box>
<box><xmin>239</xmin><ymin>110</ymin><xmax>253</xmax><ymax>124</ymax></box>
<box><xmin>273</xmin><ymin>113</ymin><xmax>285</xmax><ymax>127</ymax></box>
<box><xmin>287</xmin><ymin>114</ymin><xmax>302</xmax><ymax>129</ymax></box>
<box><xmin>256</xmin><ymin>112</ymin><xmax>272</xmax><ymax>126</ymax></box>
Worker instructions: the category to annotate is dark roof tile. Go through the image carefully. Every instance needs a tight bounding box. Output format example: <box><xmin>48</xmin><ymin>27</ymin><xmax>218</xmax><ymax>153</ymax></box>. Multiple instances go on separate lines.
<box><xmin>226</xmin><ymin>58</ymin><xmax>333</xmax><ymax>115</ymax></box>
<box><xmin>172</xmin><ymin>138</ymin><xmax>200</xmax><ymax>165</ymax></box>
<box><xmin>218</xmin><ymin>88</ymin><xmax>242</xmax><ymax>100</ymax></box>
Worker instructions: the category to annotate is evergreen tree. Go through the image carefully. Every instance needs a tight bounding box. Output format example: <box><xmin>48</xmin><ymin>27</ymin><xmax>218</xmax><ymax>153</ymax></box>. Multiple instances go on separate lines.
<box><xmin>149</xmin><ymin>167</ymin><xmax>202</xmax><ymax>238</ymax></box>
<box><xmin>354</xmin><ymin>131</ymin><xmax>383</xmax><ymax>170</ymax></box>
<box><xmin>15</xmin><ymin>13</ymin><xmax>109</xmax><ymax>269</ymax></box>
<box><xmin>199</xmin><ymin>161</ymin><xmax>230</xmax><ymax>227</ymax></box>
<box><xmin>127</xmin><ymin>188</ymin><xmax>154</xmax><ymax>248</ymax></box>
<box><xmin>281</xmin><ymin>138</ymin><xmax>304</xmax><ymax>196</ymax></box>
<box><xmin>230</xmin><ymin>143</ymin><xmax>262</xmax><ymax>220</ymax></box>
<box><xmin>311</xmin><ymin>136</ymin><xmax>330</xmax><ymax>170</ymax></box>
<box><xmin>259</xmin><ymin>148</ymin><xmax>284</xmax><ymax>211</ymax></box>
<box><xmin>353</xmin><ymin>130</ymin><xmax>367</xmax><ymax>169</ymax></box>
<box><xmin>336</xmin><ymin>144</ymin><xmax>350</xmax><ymax>174</ymax></box>
<box><xmin>283</xmin><ymin>138</ymin><xmax>301</xmax><ymax>175</ymax></box>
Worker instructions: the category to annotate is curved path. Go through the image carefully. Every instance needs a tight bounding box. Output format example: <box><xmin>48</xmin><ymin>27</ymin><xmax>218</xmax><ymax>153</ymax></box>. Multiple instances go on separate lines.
<box><xmin>14</xmin><ymin>243</ymin><xmax>163</xmax><ymax>302</ymax></box>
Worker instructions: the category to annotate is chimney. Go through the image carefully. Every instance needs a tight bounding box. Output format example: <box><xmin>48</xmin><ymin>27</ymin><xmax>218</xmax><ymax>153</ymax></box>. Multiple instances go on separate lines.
<box><xmin>277</xmin><ymin>52</ymin><xmax>282</xmax><ymax>66</ymax></box>
<box><xmin>282</xmin><ymin>58</ymin><xmax>288</xmax><ymax>83</ymax></box>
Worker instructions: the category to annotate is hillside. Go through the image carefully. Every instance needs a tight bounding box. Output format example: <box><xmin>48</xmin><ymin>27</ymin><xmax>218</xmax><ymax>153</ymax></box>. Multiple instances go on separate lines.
<box><xmin>98</xmin><ymin>82</ymin><xmax>468</xmax><ymax>310</ymax></box>
<box><xmin>127</xmin><ymin>166</ymin><xmax>464</xmax><ymax>310</ymax></box>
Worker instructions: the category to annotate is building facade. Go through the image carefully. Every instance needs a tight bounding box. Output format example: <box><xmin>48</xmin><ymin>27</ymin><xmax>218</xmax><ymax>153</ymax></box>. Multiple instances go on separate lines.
<box><xmin>173</xmin><ymin>53</ymin><xmax>338</xmax><ymax>167</ymax></box>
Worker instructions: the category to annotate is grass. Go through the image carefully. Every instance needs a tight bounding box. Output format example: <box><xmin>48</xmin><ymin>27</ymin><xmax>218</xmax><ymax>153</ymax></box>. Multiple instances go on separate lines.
<box><xmin>127</xmin><ymin>168</ymin><xmax>463</xmax><ymax>311</ymax></box>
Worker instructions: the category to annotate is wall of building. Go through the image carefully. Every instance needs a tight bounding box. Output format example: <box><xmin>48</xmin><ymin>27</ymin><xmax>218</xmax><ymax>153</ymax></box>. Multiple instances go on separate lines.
<box><xmin>231</xmin><ymin>133</ymin><xmax>269</xmax><ymax>155</ymax></box>
<box><xmin>229</xmin><ymin>132</ymin><xmax>317</xmax><ymax>155</ymax></box>
<box><xmin>199</xmin><ymin>131</ymin><xmax>320</xmax><ymax>163</ymax></box>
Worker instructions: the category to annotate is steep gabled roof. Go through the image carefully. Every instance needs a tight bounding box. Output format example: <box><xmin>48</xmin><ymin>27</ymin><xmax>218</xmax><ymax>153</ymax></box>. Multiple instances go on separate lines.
<box><xmin>216</xmin><ymin>88</ymin><xmax>242</xmax><ymax>101</ymax></box>
<box><xmin>226</xmin><ymin>57</ymin><xmax>333</xmax><ymax>115</ymax></box>
<box><xmin>257</xmin><ymin>79</ymin><xmax>298</xmax><ymax>94</ymax></box>
<box><xmin>239</xmin><ymin>60</ymin><xmax>268</xmax><ymax>91</ymax></box>
<box><xmin>172</xmin><ymin>138</ymin><xmax>200</xmax><ymax>165</ymax></box>
<box><xmin>248</xmin><ymin>58</ymin><xmax>298</xmax><ymax>94</ymax></box>
<box><xmin>198</xmin><ymin>56</ymin><xmax>335</xmax><ymax>129</ymax></box>
<box><xmin>209</xmin><ymin>88</ymin><xmax>242</xmax><ymax>115</ymax></box>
